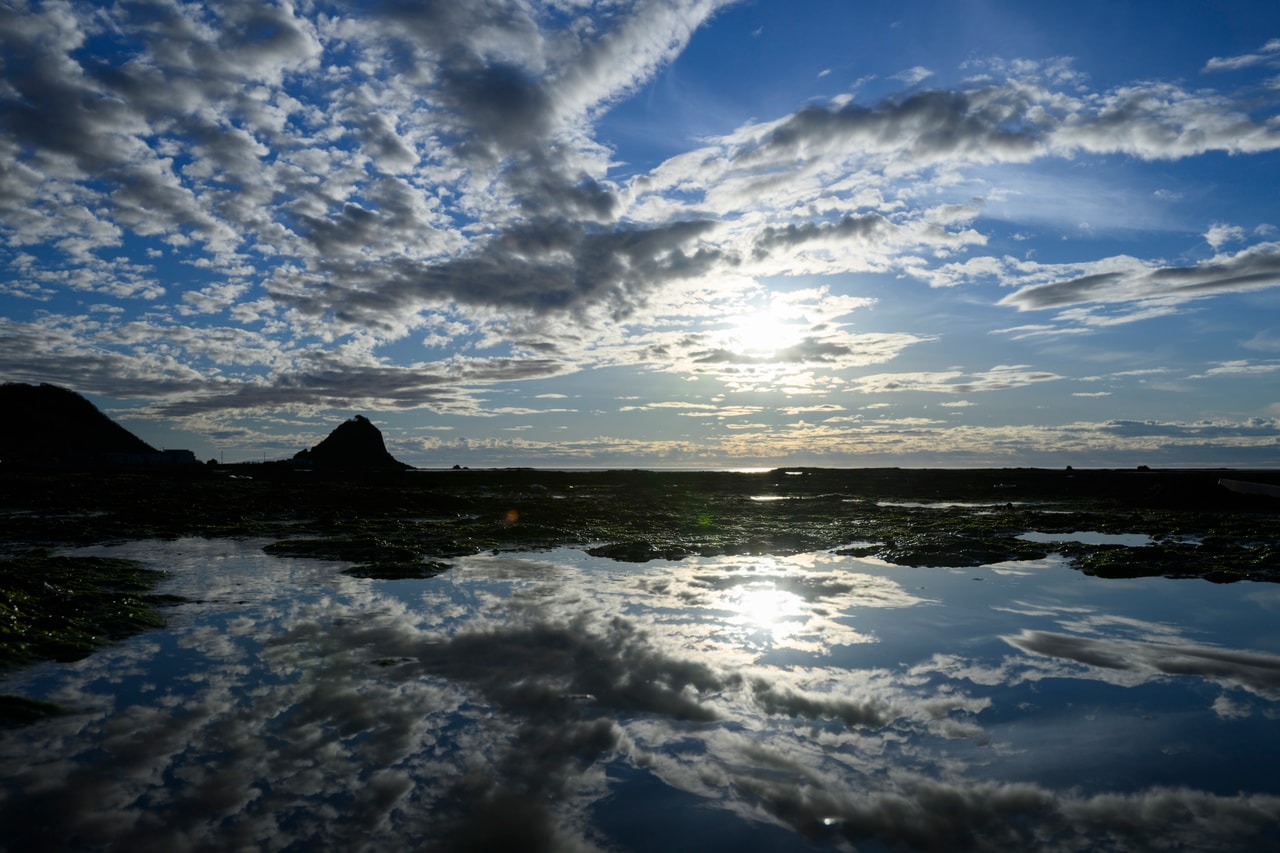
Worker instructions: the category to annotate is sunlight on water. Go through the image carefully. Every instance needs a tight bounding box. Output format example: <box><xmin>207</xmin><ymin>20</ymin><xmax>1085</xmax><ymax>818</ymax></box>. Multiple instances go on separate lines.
<box><xmin>723</xmin><ymin>581</ymin><xmax>806</xmax><ymax>643</ymax></box>
<box><xmin>2</xmin><ymin>538</ymin><xmax>1279</xmax><ymax>852</ymax></box>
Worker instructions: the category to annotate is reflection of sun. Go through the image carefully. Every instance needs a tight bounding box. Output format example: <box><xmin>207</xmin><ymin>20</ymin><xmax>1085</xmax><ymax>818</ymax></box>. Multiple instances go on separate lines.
<box><xmin>726</xmin><ymin>582</ymin><xmax>806</xmax><ymax>642</ymax></box>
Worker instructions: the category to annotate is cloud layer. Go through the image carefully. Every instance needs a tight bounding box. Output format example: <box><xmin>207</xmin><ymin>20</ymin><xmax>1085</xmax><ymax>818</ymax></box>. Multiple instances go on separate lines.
<box><xmin>3</xmin><ymin>4</ymin><xmax>1280</xmax><ymax>463</ymax></box>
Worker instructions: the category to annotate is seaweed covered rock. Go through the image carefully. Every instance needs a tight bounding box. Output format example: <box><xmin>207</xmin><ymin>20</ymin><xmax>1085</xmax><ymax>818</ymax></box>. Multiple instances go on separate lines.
<box><xmin>293</xmin><ymin>415</ymin><xmax>411</xmax><ymax>471</ymax></box>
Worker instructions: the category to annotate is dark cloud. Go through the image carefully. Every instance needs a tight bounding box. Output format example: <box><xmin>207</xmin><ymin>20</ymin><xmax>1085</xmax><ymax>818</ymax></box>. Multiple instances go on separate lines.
<box><xmin>691</xmin><ymin>337</ymin><xmax>855</xmax><ymax>365</ymax></box>
<box><xmin>437</xmin><ymin>60</ymin><xmax>556</xmax><ymax>162</ymax></box>
<box><xmin>774</xmin><ymin>337</ymin><xmax>854</xmax><ymax>363</ymax></box>
<box><xmin>1094</xmin><ymin>418</ymin><xmax>1280</xmax><ymax>441</ymax></box>
<box><xmin>147</xmin><ymin>355</ymin><xmax>574</xmax><ymax>417</ymax></box>
<box><xmin>275</xmin><ymin>219</ymin><xmax>724</xmax><ymax>328</ymax></box>
<box><xmin>752</xmin><ymin>213</ymin><xmax>890</xmax><ymax>259</ymax></box>
<box><xmin>0</xmin><ymin>0</ymin><xmax>680</xmax><ymax>325</ymax></box>
<box><xmin>1000</xmin><ymin>243</ymin><xmax>1280</xmax><ymax>311</ymax></box>
<box><xmin>0</xmin><ymin>317</ymin><xmax>212</xmax><ymax>398</ymax></box>
<box><xmin>0</xmin><ymin>316</ymin><xmax>583</xmax><ymax>416</ymax></box>
<box><xmin>734</xmin><ymin>88</ymin><xmax>1045</xmax><ymax>170</ymax></box>
<box><xmin>728</xmin><ymin>76</ymin><xmax>1280</xmax><ymax>179</ymax></box>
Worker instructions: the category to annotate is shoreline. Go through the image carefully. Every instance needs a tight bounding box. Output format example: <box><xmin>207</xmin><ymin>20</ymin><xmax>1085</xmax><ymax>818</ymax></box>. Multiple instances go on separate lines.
<box><xmin>3</xmin><ymin>464</ymin><xmax>1279</xmax><ymax>724</ymax></box>
<box><xmin>3</xmin><ymin>465</ymin><xmax>1277</xmax><ymax>569</ymax></box>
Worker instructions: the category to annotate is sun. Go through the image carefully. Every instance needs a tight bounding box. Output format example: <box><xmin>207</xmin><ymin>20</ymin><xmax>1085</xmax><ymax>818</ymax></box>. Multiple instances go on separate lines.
<box><xmin>722</xmin><ymin>308</ymin><xmax>808</xmax><ymax>359</ymax></box>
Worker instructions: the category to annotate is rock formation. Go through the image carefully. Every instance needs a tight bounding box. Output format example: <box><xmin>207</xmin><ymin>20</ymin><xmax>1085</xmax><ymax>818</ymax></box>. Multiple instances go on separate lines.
<box><xmin>293</xmin><ymin>415</ymin><xmax>411</xmax><ymax>470</ymax></box>
<box><xmin>0</xmin><ymin>383</ymin><xmax>161</xmax><ymax>466</ymax></box>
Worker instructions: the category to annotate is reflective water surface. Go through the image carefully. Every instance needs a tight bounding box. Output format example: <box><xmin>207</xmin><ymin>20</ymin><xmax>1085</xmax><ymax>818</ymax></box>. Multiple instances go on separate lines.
<box><xmin>3</xmin><ymin>538</ymin><xmax>1280</xmax><ymax>851</ymax></box>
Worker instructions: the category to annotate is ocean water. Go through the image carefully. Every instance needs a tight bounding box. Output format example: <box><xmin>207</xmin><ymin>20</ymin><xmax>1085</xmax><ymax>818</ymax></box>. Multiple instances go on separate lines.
<box><xmin>2</xmin><ymin>537</ymin><xmax>1279</xmax><ymax>851</ymax></box>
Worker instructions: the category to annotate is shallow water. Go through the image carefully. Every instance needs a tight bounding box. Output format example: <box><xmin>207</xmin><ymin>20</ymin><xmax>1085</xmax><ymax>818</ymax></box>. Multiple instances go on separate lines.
<box><xmin>1017</xmin><ymin>530</ymin><xmax>1156</xmax><ymax>547</ymax></box>
<box><xmin>2</xmin><ymin>537</ymin><xmax>1279</xmax><ymax>851</ymax></box>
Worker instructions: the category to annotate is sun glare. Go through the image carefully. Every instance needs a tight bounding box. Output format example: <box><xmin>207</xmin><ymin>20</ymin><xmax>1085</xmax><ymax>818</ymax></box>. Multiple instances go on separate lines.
<box><xmin>726</xmin><ymin>581</ymin><xmax>806</xmax><ymax>642</ymax></box>
<box><xmin>723</xmin><ymin>308</ymin><xmax>808</xmax><ymax>358</ymax></box>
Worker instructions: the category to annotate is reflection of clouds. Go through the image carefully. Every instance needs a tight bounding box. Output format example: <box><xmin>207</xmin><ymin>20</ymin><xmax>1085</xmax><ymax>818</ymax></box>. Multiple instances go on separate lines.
<box><xmin>1006</xmin><ymin>629</ymin><xmax>1280</xmax><ymax>698</ymax></box>
<box><xmin>623</xmin><ymin>552</ymin><xmax>928</xmax><ymax>656</ymax></box>
<box><xmin>987</xmin><ymin>555</ymin><xmax>1072</xmax><ymax>576</ymax></box>
<box><xmin>970</xmin><ymin>596</ymin><xmax>1280</xmax><ymax>709</ymax></box>
<box><xmin>1245</xmin><ymin>586</ymin><xmax>1280</xmax><ymax>611</ymax></box>
<box><xmin>1</xmin><ymin>540</ymin><xmax>1279</xmax><ymax>851</ymax></box>
<box><xmin>1052</xmin><ymin>612</ymin><xmax>1191</xmax><ymax>645</ymax></box>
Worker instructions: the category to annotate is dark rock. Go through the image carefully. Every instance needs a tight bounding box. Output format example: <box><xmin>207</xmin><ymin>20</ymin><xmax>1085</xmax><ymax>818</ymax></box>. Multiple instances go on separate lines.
<box><xmin>0</xmin><ymin>382</ymin><xmax>161</xmax><ymax>467</ymax></box>
<box><xmin>293</xmin><ymin>415</ymin><xmax>411</xmax><ymax>470</ymax></box>
<box><xmin>342</xmin><ymin>560</ymin><xmax>453</xmax><ymax>580</ymax></box>
<box><xmin>586</xmin><ymin>541</ymin><xmax>693</xmax><ymax>562</ymax></box>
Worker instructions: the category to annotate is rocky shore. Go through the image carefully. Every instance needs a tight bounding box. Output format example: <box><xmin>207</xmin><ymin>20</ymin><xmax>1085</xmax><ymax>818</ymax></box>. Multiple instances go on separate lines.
<box><xmin>3</xmin><ymin>465</ymin><xmax>1278</xmax><ymax>574</ymax></box>
<box><xmin>2</xmin><ymin>465</ymin><xmax>1278</xmax><ymax>725</ymax></box>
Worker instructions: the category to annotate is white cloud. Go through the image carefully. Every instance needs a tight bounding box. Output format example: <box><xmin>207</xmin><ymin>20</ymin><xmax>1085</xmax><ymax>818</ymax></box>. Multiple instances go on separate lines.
<box><xmin>1189</xmin><ymin>360</ymin><xmax>1280</xmax><ymax>379</ymax></box>
<box><xmin>891</xmin><ymin>65</ymin><xmax>934</xmax><ymax>85</ymax></box>
<box><xmin>1242</xmin><ymin>330</ymin><xmax>1280</xmax><ymax>353</ymax></box>
<box><xmin>1205</xmin><ymin>222</ymin><xmax>1246</xmax><ymax>249</ymax></box>
<box><xmin>1202</xmin><ymin>39</ymin><xmax>1280</xmax><ymax>73</ymax></box>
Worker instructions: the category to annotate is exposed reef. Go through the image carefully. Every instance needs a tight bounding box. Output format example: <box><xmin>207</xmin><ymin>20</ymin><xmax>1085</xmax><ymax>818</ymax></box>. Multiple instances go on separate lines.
<box><xmin>1</xmin><ymin>466</ymin><xmax>1277</xmax><ymax>581</ymax></box>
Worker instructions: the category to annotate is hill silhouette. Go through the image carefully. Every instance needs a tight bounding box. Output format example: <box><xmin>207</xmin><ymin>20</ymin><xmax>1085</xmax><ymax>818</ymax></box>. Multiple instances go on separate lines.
<box><xmin>293</xmin><ymin>415</ymin><xmax>411</xmax><ymax>470</ymax></box>
<box><xmin>0</xmin><ymin>383</ymin><xmax>158</xmax><ymax>466</ymax></box>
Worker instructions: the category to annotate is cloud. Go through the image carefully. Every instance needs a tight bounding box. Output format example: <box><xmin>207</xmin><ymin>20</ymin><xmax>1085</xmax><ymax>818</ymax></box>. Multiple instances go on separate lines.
<box><xmin>714</xmin><ymin>75</ymin><xmax>1280</xmax><ymax>185</ymax></box>
<box><xmin>751</xmin><ymin>213</ymin><xmax>891</xmax><ymax>259</ymax></box>
<box><xmin>2</xmin><ymin>0</ymin><xmax>1280</xmax><ymax>460</ymax></box>
<box><xmin>1205</xmin><ymin>222</ymin><xmax>1247</xmax><ymax>249</ymax></box>
<box><xmin>999</xmin><ymin>243</ymin><xmax>1280</xmax><ymax>312</ymax></box>
<box><xmin>1202</xmin><ymin>39</ymin><xmax>1280</xmax><ymax>73</ymax></box>
<box><xmin>891</xmin><ymin>65</ymin><xmax>934</xmax><ymax>85</ymax></box>
<box><xmin>852</xmin><ymin>364</ymin><xmax>1062</xmax><ymax>394</ymax></box>
<box><xmin>1187</xmin><ymin>359</ymin><xmax>1280</xmax><ymax>379</ymax></box>
<box><xmin>1242</xmin><ymin>330</ymin><xmax>1280</xmax><ymax>353</ymax></box>
<box><xmin>779</xmin><ymin>403</ymin><xmax>846</xmax><ymax>415</ymax></box>
<box><xmin>395</xmin><ymin>412</ymin><xmax>1280</xmax><ymax>468</ymax></box>
<box><xmin>0</xmin><ymin>0</ymin><xmax>739</xmax><ymax>334</ymax></box>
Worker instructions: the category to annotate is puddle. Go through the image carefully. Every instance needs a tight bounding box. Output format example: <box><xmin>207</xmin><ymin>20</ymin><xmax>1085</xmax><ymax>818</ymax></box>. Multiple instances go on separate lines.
<box><xmin>1</xmin><ymin>538</ymin><xmax>1278</xmax><ymax>851</ymax></box>
<box><xmin>1018</xmin><ymin>531</ymin><xmax>1155</xmax><ymax>547</ymax></box>
<box><xmin>875</xmin><ymin>500</ymin><xmax>1028</xmax><ymax>509</ymax></box>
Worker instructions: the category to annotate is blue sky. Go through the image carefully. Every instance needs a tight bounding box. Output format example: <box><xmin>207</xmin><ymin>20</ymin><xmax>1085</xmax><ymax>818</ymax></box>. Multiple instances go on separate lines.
<box><xmin>3</xmin><ymin>0</ymin><xmax>1280</xmax><ymax>468</ymax></box>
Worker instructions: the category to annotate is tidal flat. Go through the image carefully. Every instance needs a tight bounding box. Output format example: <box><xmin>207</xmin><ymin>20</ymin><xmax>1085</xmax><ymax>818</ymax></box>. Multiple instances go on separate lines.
<box><xmin>1</xmin><ymin>467</ymin><xmax>1279</xmax><ymax>851</ymax></box>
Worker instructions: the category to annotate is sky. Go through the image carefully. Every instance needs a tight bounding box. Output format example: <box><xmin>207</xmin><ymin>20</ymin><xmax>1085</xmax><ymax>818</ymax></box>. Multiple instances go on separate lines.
<box><xmin>3</xmin><ymin>0</ymin><xmax>1280</xmax><ymax>469</ymax></box>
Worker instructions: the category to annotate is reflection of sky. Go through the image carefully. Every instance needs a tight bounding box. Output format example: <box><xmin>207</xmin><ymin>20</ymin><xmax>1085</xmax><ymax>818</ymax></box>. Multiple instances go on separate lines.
<box><xmin>1017</xmin><ymin>530</ymin><xmax>1154</xmax><ymax>547</ymax></box>
<box><xmin>2</xmin><ymin>541</ymin><xmax>1280</xmax><ymax>851</ymax></box>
